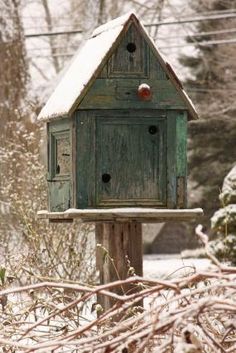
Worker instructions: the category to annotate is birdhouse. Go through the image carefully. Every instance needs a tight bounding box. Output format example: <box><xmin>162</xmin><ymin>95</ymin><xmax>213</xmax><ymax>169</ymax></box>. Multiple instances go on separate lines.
<box><xmin>37</xmin><ymin>13</ymin><xmax>202</xmax><ymax>221</ymax></box>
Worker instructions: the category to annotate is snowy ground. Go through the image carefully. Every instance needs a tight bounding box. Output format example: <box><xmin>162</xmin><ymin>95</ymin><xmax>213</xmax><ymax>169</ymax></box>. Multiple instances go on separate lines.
<box><xmin>143</xmin><ymin>254</ymin><xmax>212</xmax><ymax>279</ymax></box>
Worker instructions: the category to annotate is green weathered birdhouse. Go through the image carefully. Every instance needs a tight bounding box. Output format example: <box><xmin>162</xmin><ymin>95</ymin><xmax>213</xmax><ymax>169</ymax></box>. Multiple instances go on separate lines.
<box><xmin>37</xmin><ymin>13</ymin><xmax>200</xmax><ymax>219</ymax></box>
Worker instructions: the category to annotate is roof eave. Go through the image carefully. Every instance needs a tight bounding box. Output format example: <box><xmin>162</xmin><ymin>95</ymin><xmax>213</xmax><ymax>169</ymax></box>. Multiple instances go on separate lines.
<box><xmin>67</xmin><ymin>15</ymin><xmax>137</xmax><ymax>116</ymax></box>
<box><xmin>37</xmin><ymin>12</ymin><xmax>199</xmax><ymax>122</ymax></box>
<box><xmin>37</xmin><ymin>13</ymin><xmax>135</xmax><ymax>123</ymax></box>
<box><xmin>133</xmin><ymin>17</ymin><xmax>199</xmax><ymax>120</ymax></box>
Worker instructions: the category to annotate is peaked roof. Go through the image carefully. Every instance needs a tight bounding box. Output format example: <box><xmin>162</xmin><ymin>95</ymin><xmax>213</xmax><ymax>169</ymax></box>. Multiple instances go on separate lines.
<box><xmin>37</xmin><ymin>12</ymin><xmax>198</xmax><ymax>122</ymax></box>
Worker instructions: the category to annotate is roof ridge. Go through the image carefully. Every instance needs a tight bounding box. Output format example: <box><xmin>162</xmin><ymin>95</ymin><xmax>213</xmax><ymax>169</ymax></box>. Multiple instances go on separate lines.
<box><xmin>91</xmin><ymin>12</ymin><xmax>136</xmax><ymax>38</ymax></box>
<box><xmin>37</xmin><ymin>12</ymin><xmax>198</xmax><ymax>122</ymax></box>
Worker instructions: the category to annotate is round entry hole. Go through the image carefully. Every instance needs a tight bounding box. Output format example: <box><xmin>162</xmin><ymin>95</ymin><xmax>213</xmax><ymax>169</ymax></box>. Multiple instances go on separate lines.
<box><xmin>149</xmin><ymin>126</ymin><xmax>158</xmax><ymax>135</ymax></box>
<box><xmin>126</xmin><ymin>42</ymin><xmax>136</xmax><ymax>53</ymax></box>
<box><xmin>102</xmin><ymin>173</ymin><xmax>111</xmax><ymax>183</ymax></box>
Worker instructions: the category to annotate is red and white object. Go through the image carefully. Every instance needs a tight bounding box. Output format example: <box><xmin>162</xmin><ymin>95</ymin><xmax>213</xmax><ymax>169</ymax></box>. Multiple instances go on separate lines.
<box><xmin>137</xmin><ymin>83</ymin><xmax>152</xmax><ymax>100</ymax></box>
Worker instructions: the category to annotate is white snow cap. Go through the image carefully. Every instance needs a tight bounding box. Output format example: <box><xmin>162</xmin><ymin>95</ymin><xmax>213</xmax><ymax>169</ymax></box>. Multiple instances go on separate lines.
<box><xmin>138</xmin><ymin>83</ymin><xmax>151</xmax><ymax>90</ymax></box>
<box><xmin>37</xmin><ymin>12</ymin><xmax>198</xmax><ymax>122</ymax></box>
<box><xmin>92</xmin><ymin>12</ymin><xmax>135</xmax><ymax>37</ymax></box>
<box><xmin>37</xmin><ymin>13</ymin><xmax>134</xmax><ymax>122</ymax></box>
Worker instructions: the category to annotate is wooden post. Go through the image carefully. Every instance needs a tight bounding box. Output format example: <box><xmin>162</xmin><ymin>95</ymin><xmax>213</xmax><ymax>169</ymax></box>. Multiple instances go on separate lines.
<box><xmin>95</xmin><ymin>221</ymin><xmax>142</xmax><ymax>311</ymax></box>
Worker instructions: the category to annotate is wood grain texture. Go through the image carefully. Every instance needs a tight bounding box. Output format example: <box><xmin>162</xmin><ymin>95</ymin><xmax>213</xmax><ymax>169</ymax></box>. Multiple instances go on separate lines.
<box><xmin>76</xmin><ymin>111</ymin><xmax>96</xmax><ymax>208</ymax></box>
<box><xmin>95</xmin><ymin>222</ymin><xmax>142</xmax><ymax>310</ymax></box>
<box><xmin>176</xmin><ymin>112</ymin><xmax>187</xmax><ymax>177</ymax></box>
<box><xmin>108</xmin><ymin>24</ymin><xmax>149</xmax><ymax>78</ymax></box>
<box><xmin>166</xmin><ymin>111</ymin><xmax>177</xmax><ymax>208</ymax></box>
<box><xmin>176</xmin><ymin>111</ymin><xmax>187</xmax><ymax>207</ymax></box>
<box><xmin>71</xmin><ymin>117</ymin><xmax>77</xmax><ymax>208</ymax></box>
<box><xmin>48</xmin><ymin>180</ymin><xmax>71</xmax><ymax>211</ymax></box>
<box><xmin>78</xmin><ymin>22</ymin><xmax>185</xmax><ymax>111</ymax></box>
<box><xmin>75</xmin><ymin>110</ymin><xmax>170</xmax><ymax>209</ymax></box>
<box><xmin>48</xmin><ymin>118</ymin><xmax>72</xmax><ymax>211</ymax></box>
<box><xmin>96</xmin><ymin>115</ymin><xmax>166</xmax><ymax>207</ymax></box>
<box><xmin>79</xmin><ymin>78</ymin><xmax>186</xmax><ymax>110</ymax></box>
<box><xmin>37</xmin><ymin>208</ymin><xmax>204</xmax><ymax>222</ymax></box>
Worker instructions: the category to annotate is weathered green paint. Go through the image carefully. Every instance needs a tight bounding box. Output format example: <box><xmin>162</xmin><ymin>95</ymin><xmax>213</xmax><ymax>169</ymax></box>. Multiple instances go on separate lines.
<box><xmin>79</xmin><ymin>78</ymin><xmax>185</xmax><ymax>110</ymax></box>
<box><xmin>47</xmin><ymin>119</ymin><xmax>72</xmax><ymax>211</ymax></box>
<box><xmin>166</xmin><ymin>111</ymin><xmax>177</xmax><ymax>208</ymax></box>
<box><xmin>74</xmin><ymin>110</ymin><xmax>169</xmax><ymax>209</ymax></box>
<box><xmin>47</xmin><ymin>20</ymin><xmax>190</xmax><ymax>211</ymax></box>
<box><xmin>79</xmin><ymin>23</ymin><xmax>186</xmax><ymax>111</ymax></box>
<box><xmin>76</xmin><ymin>111</ymin><xmax>96</xmax><ymax>208</ymax></box>
<box><xmin>107</xmin><ymin>24</ymin><xmax>149</xmax><ymax>78</ymax></box>
<box><xmin>176</xmin><ymin>111</ymin><xmax>188</xmax><ymax>207</ymax></box>
<box><xmin>176</xmin><ymin>112</ymin><xmax>187</xmax><ymax>176</ymax></box>
<box><xmin>166</xmin><ymin>111</ymin><xmax>188</xmax><ymax>209</ymax></box>
<box><xmin>48</xmin><ymin>109</ymin><xmax>188</xmax><ymax>210</ymax></box>
<box><xmin>48</xmin><ymin>180</ymin><xmax>71</xmax><ymax>211</ymax></box>
<box><xmin>96</xmin><ymin>114</ymin><xmax>166</xmax><ymax>207</ymax></box>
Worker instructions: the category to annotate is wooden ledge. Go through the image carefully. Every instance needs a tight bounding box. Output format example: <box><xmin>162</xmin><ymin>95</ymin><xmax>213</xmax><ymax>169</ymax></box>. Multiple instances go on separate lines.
<box><xmin>37</xmin><ymin>208</ymin><xmax>203</xmax><ymax>223</ymax></box>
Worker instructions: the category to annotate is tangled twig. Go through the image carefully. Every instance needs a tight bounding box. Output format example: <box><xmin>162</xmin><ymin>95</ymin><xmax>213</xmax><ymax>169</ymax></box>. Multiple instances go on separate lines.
<box><xmin>0</xmin><ymin>226</ymin><xmax>235</xmax><ymax>353</ymax></box>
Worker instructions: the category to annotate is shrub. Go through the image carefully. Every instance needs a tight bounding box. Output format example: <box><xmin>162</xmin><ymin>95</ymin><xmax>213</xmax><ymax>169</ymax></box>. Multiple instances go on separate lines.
<box><xmin>210</xmin><ymin>165</ymin><xmax>236</xmax><ymax>264</ymax></box>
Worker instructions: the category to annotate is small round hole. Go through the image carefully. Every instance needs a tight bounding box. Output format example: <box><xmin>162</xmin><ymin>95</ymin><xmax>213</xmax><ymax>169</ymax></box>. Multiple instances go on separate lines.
<box><xmin>102</xmin><ymin>173</ymin><xmax>111</xmax><ymax>183</ymax></box>
<box><xmin>149</xmin><ymin>126</ymin><xmax>158</xmax><ymax>135</ymax></box>
<box><xmin>126</xmin><ymin>42</ymin><xmax>136</xmax><ymax>53</ymax></box>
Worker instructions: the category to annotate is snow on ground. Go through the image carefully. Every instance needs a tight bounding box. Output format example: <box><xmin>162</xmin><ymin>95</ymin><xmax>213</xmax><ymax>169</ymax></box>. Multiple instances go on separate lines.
<box><xmin>143</xmin><ymin>254</ymin><xmax>212</xmax><ymax>279</ymax></box>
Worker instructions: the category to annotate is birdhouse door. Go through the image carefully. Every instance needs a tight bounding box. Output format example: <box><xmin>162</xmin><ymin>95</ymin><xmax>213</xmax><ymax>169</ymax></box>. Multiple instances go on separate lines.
<box><xmin>96</xmin><ymin>112</ymin><xmax>167</xmax><ymax>207</ymax></box>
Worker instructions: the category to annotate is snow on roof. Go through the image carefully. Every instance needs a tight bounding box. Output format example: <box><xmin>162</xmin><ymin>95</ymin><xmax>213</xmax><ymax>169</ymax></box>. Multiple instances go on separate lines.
<box><xmin>37</xmin><ymin>13</ymin><xmax>133</xmax><ymax>122</ymax></box>
<box><xmin>37</xmin><ymin>12</ymin><xmax>198</xmax><ymax>122</ymax></box>
<box><xmin>92</xmin><ymin>11</ymin><xmax>134</xmax><ymax>37</ymax></box>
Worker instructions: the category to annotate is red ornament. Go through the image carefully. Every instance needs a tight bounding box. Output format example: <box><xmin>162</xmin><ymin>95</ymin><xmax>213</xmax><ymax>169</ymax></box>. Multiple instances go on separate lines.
<box><xmin>137</xmin><ymin>83</ymin><xmax>152</xmax><ymax>100</ymax></box>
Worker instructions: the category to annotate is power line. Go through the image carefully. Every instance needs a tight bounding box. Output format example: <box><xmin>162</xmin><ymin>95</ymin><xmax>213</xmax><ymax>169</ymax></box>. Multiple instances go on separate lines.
<box><xmin>27</xmin><ymin>37</ymin><xmax>236</xmax><ymax>58</ymax></box>
<box><xmin>160</xmin><ymin>37</ymin><xmax>236</xmax><ymax>49</ymax></box>
<box><xmin>156</xmin><ymin>28</ymin><xmax>236</xmax><ymax>40</ymax></box>
<box><xmin>25</xmin><ymin>29</ymin><xmax>83</xmax><ymax>38</ymax></box>
<box><xmin>180</xmin><ymin>8</ymin><xmax>236</xmax><ymax>17</ymax></box>
<box><xmin>5</xmin><ymin>8</ymin><xmax>236</xmax><ymax>19</ymax></box>
<box><xmin>145</xmin><ymin>12</ymin><xmax>236</xmax><ymax>27</ymax></box>
<box><xmin>26</xmin><ymin>28</ymin><xmax>236</xmax><ymax>52</ymax></box>
<box><xmin>24</xmin><ymin>12</ymin><xmax>236</xmax><ymax>39</ymax></box>
<box><xmin>25</xmin><ymin>26</ymin><xmax>236</xmax><ymax>43</ymax></box>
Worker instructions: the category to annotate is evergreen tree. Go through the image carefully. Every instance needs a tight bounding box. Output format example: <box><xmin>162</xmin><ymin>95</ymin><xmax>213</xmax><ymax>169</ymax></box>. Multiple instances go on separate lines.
<box><xmin>179</xmin><ymin>0</ymin><xmax>236</xmax><ymax>229</ymax></box>
<box><xmin>211</xmin><ymin>165</ymin><xmax>236</xmax><ymax>264</ymax></box>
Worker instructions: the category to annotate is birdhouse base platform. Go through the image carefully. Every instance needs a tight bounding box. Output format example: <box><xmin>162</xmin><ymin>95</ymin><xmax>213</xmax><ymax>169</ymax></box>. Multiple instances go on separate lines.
<box><xmin>37</xmin><ymin>208</ymin><xmax>203</xmax><ymax>223</ymax></box>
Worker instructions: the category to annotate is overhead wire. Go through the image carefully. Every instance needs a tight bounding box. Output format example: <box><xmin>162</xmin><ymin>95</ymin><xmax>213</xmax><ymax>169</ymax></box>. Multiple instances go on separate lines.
<box><xmin>144</xmin><ymin>12</ymin><xmax>236</xmax><ymax>27</ymax></box>
<box><xmin>26</xmin><ymin>32</ymin><xmax>236</xmax><ymax>56</ymax></box>
<box><xmin>24</xmin><ymin>11</ymin><xmax>236</xmax><ymax>38</ymax></box>
<box><xmin>24</xmin><ymin>6</ymin><xmax>236</xmax><ymax>89</ymax></box>
<box><xmin>26</xmin><ymin>27</ymin><xmax>236</xmax><ymax>52</ymax></box>
<box><xmin>155</xmin><ymin>27</ymin><xmax>236</xmax><ymax>40</ymax></box>
<box><xmin>159</xmin><ymin>37</ymin><xmax>236</xmax><ymax>49</ymax></box>
<box><xmin>25</xmin><ymin>29</ymin><xmax>83</xmax><ymax>38</ymax></box>
<box><xmin>5</xmin><ymin>7</ymin><xmax>236</xmax><ymax>19</ymax></box>
<box><xmin>18</xmin><ymin>9</ymin><xmax>236</xmax><ymax>30</ymax></box>
<box><xmin>27</xmin><ymin>37</ymin><xmax>236</xmax><ymax>58</ymax></box>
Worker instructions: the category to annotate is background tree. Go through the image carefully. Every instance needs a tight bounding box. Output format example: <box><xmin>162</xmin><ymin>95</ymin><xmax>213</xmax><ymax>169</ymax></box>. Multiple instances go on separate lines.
<box><xmin>0</xmin><ymin>0</ymin><xmax>95</xmax><ymax>284</ymax></box>
<box><xmin>179</xmin><ymin>0</ymin><xmax>236</xmax><ymax>230</ymax></box>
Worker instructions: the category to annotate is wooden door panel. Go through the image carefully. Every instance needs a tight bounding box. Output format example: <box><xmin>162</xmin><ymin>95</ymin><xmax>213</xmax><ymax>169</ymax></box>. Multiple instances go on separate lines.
<box><xmin>96</xmin><ymin>116</ymin><xmax>166</xmax><ymax>206</ymax></box>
